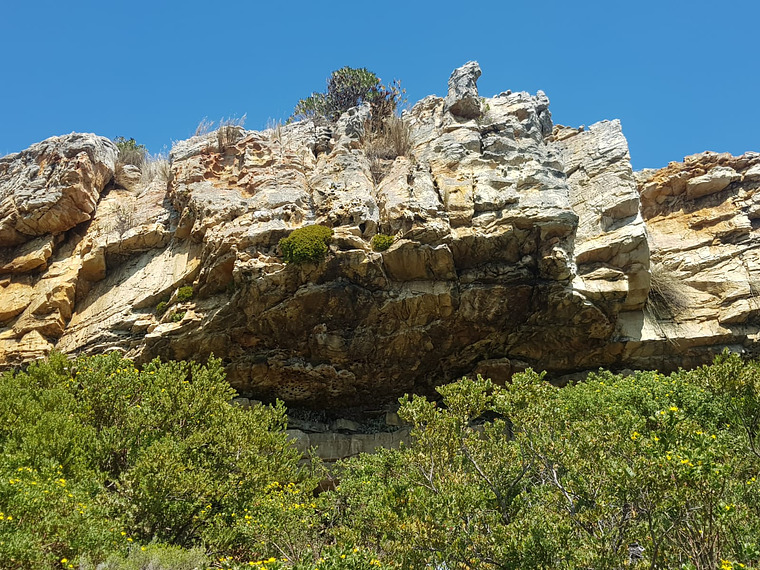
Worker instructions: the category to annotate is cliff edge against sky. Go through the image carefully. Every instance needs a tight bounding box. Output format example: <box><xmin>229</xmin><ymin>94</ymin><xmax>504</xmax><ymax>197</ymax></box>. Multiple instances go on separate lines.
<box><xmin>2</xmin><ymin>62</ymin><xmax>759</xmax><ymax>408</ymax></box>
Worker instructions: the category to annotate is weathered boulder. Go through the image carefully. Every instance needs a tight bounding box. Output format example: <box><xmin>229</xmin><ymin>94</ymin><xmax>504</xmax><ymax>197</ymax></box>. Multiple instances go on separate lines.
<box><xmin>685</xmin><ymin>166</ymin><xmax>741</xmax><ymax>200</ymax></box>
<box><xmin>0</xmin><ymin>133</ymin><xmax>116</xmax><ymax>246</ymax></box>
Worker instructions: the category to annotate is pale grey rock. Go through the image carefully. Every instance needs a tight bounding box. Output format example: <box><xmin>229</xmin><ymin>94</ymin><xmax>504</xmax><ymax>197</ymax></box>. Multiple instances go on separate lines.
<box><xmin>444</xmin><ymin>61</ymin><xmax>482</xmax><ymax>119</ymax></box>
<box><xmin>292</xmin><ymin>429</ymin><xmax>411</xmax><ymax>462</ymax></box>
<box><xmin>334</xmin><ymin>103</ymin><xmax>371</xmax><ymax>146</ymax></box>
<box><xmin>0</xmin><ymin>133</ymin><xmax>116</xmax><ymax>246</ymax></box>
<box><xmin>331</xmin><ymin>418</ymin><xmax>361</xmax><ymax>432</ymax></box>
<box><xmin>114</xmin><ymin>164</ymin><xmax>142</xmax><ymax>191</ymax></box>
<box><xmin>685</xmin><ymin>166</ymin><xmax>740</xmax><ymax>199</ymax></box>
<box><xmin>743</xmin><ymin>163</ymin><xmax>760</xmax><ymax>181</ymax></box>
<box><xmin>232</xmin><ymin>396</ymin><xmax>251</xmax><ymax>408</ymax></box>
<box><xmin>385</xmin><ymin>411</ymin><xmax>402</xmax><ymax>427</ymax></box>
<box><xmin>551</xmin><ymin>120</ymin><xmax>650</xmax><ymax>310</ymax></box>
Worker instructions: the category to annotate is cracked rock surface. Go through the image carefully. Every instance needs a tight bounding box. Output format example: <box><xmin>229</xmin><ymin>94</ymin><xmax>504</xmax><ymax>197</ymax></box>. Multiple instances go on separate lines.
<box><xmin>2</xmin><ymin>64</ymin><xmax>760</xmax><ymax>408</ymax></box>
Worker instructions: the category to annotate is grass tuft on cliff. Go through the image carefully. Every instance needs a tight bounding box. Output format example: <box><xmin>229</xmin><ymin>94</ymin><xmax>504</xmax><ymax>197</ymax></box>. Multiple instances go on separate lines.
<box><xmin>114</xmin><ymin>137</ymin><xmax>147</xmax><ymax>169</ymax></box>
<box><xmin>647</xmin><ymin>262</ymin><xmax>691</xmax><ymax>319</ymax></box>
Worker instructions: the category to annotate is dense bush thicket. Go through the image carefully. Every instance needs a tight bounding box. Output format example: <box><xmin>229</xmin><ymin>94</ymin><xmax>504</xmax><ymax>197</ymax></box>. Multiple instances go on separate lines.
<box><xmin>1</xmin><ymin>351</ymin><xmax>759</xmax><ymax>569</ymax></box>
<box><xmin>0</xmin><ymin>353</ymin><xmax>302</xmax><ymax>569</ymax></box>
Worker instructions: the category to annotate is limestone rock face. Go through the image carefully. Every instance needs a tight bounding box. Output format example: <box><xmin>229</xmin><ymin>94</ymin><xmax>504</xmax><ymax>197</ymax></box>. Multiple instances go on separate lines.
<box><xmin>2</xmin><ymin>64</ymin><xmax>760</xmax><ymax>409</ymax></box>
<box><xmin>550</xmin><ymin>121</ymin><xmax>650</xmax><ymax>312</ymax></box>
<box><xmin>628</xmin><ymin>151</ymin><xmax>760</xmax><ymax>370</ymax></box>
<box><xmin>444</xmin><ymin>61</ymin><xmax>482</xmax><ymax>119</ymax></box>
<box><xmin>0</xmin><ymin>134</ymin><xmax>116</xmax><ymax>246</ymax></box>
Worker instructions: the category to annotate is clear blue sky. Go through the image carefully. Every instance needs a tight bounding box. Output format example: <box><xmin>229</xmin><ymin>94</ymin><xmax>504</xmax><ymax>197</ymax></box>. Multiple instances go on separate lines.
<box><xmin>1</xmin><ymin>0</ymin><xmax>758</xmax><ymax>170</ymax></box>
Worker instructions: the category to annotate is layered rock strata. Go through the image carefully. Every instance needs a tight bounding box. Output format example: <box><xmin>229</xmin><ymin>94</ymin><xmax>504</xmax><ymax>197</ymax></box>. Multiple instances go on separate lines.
<box><xmin>2</xmin><ymin>63</ymin><xmax>759</xmax><ymax>408</ymax></box>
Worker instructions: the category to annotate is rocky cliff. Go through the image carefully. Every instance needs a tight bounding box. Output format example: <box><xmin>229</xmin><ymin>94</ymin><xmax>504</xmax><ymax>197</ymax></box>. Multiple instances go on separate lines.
<box><xmin>2</xmin><ymin>63</ymin><xmax>759</xmax><ymax>408</ymax></box>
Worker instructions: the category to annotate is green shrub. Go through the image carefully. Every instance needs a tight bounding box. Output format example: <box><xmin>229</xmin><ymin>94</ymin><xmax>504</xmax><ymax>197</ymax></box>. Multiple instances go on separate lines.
<box><xmin>170</xmin><ymin>311</ymin><xmax>186</xmax><ymax>322</ymax></box>
<box><xmin>279</xmin><ymin>225</ymin><xmax>333</xmax><ymax>264</ymax></box>
<box><xmin>370</xmin><ymin>234</ymin><xmax>394</xmax><ymax>252</ymax></box>
<box><xmin>325</xmin><ymin>356</ymin><xmax>760</xmax><ymax>569</ymax></box>
<box><xmin>4</xmin><ymin>350</ymin><xmax>760</xmax><ymax>568</ymax></box>
<box><xmin>176</xmin><ymin>286</ymin><xmax>194</xmax><ymax>302</ymax></box>
<box><xmin>155</xmin><ymin>300</ymin><xmax>168</xmax><ymax>316</ymax></box>
<box><xmin>0</xmin><ymin>352</ymin><xmax>302</xmax><ymax>567</ymax></box>
<box><xmin>290</xmin><ymin>67</ymin><xmax>404</xmax><ymax>126</ymax></box>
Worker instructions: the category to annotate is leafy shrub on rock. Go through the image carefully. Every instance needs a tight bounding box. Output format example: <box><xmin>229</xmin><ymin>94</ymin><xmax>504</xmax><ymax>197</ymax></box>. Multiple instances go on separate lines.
<box><xmin>175</xmin><ymin>285</ymin><xmax>194</xmax><ymax>302</ymax></box>
<box><xmin>279</xmin><ymin>225</ymin><xmax>333</xmax><ymax>264</ymax></box>
<box><xmin>155</xmin><ymin>300</ymin><xmax>168</xmax><ymax>315</ymax></box>
<box><xmin>290</xmin><ymin>67</ymin><xmax>404</xmax><ymax>127</ymax></box>
<box><xmin>370</xmin><ymin>234</ymin><xmax>394</xmax><ymax>252</ymax></box>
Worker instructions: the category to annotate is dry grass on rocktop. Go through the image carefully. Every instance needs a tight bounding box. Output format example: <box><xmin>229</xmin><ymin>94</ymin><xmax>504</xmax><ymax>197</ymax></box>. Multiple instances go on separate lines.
<box><xmin>140</xmin><ymin>154</ymin><xmax>171</xmax><ymax>184</ymax></box>
<box><xmin>192</xmin><ymin>116</ymin><xmax>247</xmax><ymax>152</ymax></box>
<box><xmin>216</xmin><ymin>115</ymin><xmax>247</xmax><ymax>152</ymax></box>
<box><xmin>362</xmin><ymin>116</ymin><xmax>412</xmax><ymax>184</ymax></box>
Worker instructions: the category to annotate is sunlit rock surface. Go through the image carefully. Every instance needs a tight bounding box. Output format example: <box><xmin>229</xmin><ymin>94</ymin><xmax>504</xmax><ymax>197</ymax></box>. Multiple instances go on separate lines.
<box><xmin>2</xmin><ymin>64</ymin><xmax>759</xmax><ymax>408</ymax></box>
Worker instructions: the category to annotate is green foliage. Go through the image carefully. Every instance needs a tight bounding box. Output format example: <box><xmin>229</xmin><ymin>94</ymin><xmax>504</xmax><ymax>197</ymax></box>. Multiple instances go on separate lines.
<box><xmin>114</xmin><ymin>137</ymin><xmax>146</xmax><ymax>153</ymax></box>
<box><xmin>0</xmin><ymin>352</ymin><xmax>301</xmax><ymax>568</ymax></box>
<box><xmin>155</xmin><ymin>287</ymin><xmax>193</xmax><ymax>319</ymax></box>
<box><xmin>176</xmin><ymin>286</ymin><xmax>194</xmax><ymax>302</ymax></box>
<box><xmin>290</xmin><ymin>67</ymin><xmax>404</xmax><ymax>125</ymax></box>
<box><xmin>325</xmin><ymin>355</ymin><xmax>760</xmax><ymax>569</ymax></box>
<box><xmin>370</xmin><ymin>234</ymin><xmax>394</xmax><ymax>252</ymax></box>
<box><xmin>92</xmin><ymin>543</ymin><xmax>209</xmax><ymax>570</ymax></box>
<box><xmin>3</xmin><ymin>351</ymin><xmax>760</xmax><ymax>569</ymax></box>
<box><xmin>279</xmin><ymin>225</ymin><xmax>333</xmax><ymax>264</ymax></box>
<box><xmin>170</xmin><ymin>311</ymin><xmax>186</xmax><ymax>322</ymax></box>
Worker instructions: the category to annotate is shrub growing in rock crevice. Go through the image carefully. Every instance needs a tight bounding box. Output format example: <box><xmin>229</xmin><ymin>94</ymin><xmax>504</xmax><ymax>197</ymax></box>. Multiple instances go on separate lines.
<box><xmin>155</xmin><ymin>300</ymin><xmax>169</xmax><ymax>316</ymax></box>
<box><xmin>175</xmin><ymin>286</ymin><xmax>194</xmax><ymax>302</ymax></box>
<box><xmin>371</xmin><ymin>234</ymin><xmax>394</xmax><ymax>252</ymax></box>
<box><xmin>154</xmin><ymin>285</ymin><xmax>193</xmax><ymax>317</ymax></box>
<box><xmin>279</xmin><ymin>225</ymin><xmax>333</xmax><ymax>264</ymax></box>
<box><xmin>289</xmin><ymin>66</ymin><xmax>411</xmax><ymax>183</ymax></box>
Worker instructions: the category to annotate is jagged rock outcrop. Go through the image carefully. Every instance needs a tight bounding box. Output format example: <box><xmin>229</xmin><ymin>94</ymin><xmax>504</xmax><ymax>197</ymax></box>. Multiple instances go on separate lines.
<box><xmin>628</xmin><ymin>151</ymin><xmax>760</xmax><ymax>370</ymax></box>
<box><xmin>2</xmin><ymin>63</ymin><xmax>759</xmax><ymax>408</ymax></box>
